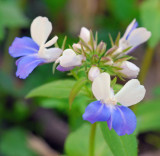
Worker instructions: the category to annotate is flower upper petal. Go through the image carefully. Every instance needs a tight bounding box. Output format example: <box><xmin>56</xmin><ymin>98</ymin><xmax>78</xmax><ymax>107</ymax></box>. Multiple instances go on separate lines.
<box><xmin>107</xmin><ymin>105</ymin><xmax>137</xmax><ymax>136</ymax></box>
<box><xmin>83</xmin><ymin>101</ymin><xmax>111</xmax><ymax>124</ymax></box>
<box><xmin>80</xmin><ymin>27</ymin><xmax>90</xmax><ymax>43</ymax></box>
<box><xmin>16</xmin><ymin>55</ymin><xmax>45</xmax><ymax>79</ymax></box>
<box><xmin>120</xmin><ymin>61</ymin><xmax>140</xmax><ymax>78</ymax></box>
<box><xmin>128</xmin><ymin>28</ymin><xmax>151</xmax><ymax>47</ymax></box>
<box><xmin>44</xmin><ymin>36</ymin><xmax>58</xmax><ymax>48</ymax></box>
<box><xmin>31</xmin><ymin>16</ymin><xmax>52</xmax><ymax>46</ymax></box>
<box><xmin>115</xmin><ymin>79</ymin><xmax>146</xmax><ymax>106</ymax></box>
<box><xmin>122</xmin><ymin>19</ymin><xmax>137</xmax><ymax>39</ymax></box>
<box><xmin>58</xmin><ymin>49</ymin><xmax>83</xmax><ymax>67</ymax></box>
<box><xmin>41</xmin><ymin>47</ymin><xmax>62</xmax><ymax>62</ymax></box>
<box><xmin>92</xmin><ymin>73</ymin><xmax>111</xmax><ymax>101</ymax></box>
<box><xmin>9</xmin><ymin>37</ymin><xmax>39</xmax><ymax>58</ymax></box>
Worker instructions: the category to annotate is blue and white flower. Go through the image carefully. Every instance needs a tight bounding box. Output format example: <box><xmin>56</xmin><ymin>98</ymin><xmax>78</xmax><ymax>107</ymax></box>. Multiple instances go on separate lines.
<box><xmin>9</xmin><ymin>16</ymin><xmax>62</xmax><ymax>79</ymax></box>
<box><xmin>115</xmin><ymin>19</ymin><xmax>151</xmax><ymax>54</ymax></box>
<box><xmin>83</xmin><ymin>72</ymin><xmax>145</xmax><ymax>135</ymax></box>
<box><xmin>56</xmin><ymin>49</ymin><xmax>83</xmax><ymax>72</ymax></box>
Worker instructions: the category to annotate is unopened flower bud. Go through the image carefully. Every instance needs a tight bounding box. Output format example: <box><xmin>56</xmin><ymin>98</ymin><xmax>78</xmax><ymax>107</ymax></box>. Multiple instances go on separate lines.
<box><xmin>101</xmin><ymin>57</ymin><xmax>113</xmax><ymax>65</ymax></box>
<box><xmin>97</xmin><ymin>41</ymin><xmax>106</xmax><ymax>54</ymax></box>
<box><xmin>73</xmin><ymin>43</ymin><xmax>81</xmax><ymax>50</ymax></box>
<box><xmin>88</xmin><ymin>66</ymin><xmax>100</xmax><ymax>81</ymax></box>
<box><xmin>80</xmin><ymin>27</ymin><xmax>90</xmax><ymax>43</ymax></box>
<box><xmin>120</xmin><ymin>61</ymin><xmax>140</xmax><ymax>78</ymax></box>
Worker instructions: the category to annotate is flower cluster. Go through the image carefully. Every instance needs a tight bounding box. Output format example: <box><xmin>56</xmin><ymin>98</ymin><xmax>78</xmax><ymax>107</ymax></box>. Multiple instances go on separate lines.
<box><xmin>9</xmin><ymin>16</ymin><xmax>151</xmax><ymax>135</ymax></box>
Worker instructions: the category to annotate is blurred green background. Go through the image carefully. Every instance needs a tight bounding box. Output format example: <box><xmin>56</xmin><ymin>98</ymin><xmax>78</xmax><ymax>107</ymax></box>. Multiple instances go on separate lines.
<box><xmin>0</xmin><ymin>0</ymin><xmax>160</xmax><ymax>156</ymax></box>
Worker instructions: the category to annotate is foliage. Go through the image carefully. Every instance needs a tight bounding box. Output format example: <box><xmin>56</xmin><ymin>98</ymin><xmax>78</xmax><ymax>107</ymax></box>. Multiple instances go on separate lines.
<box><xmin>0</xmin><ymin>0</ymin><xmax>28</xmax><ymax>40</ymax></box>
<box><xmin>0</xmin><ymin>0</ymin><xmax>160</xmax><ymax>155</ymax></box>
<box><xmin>0</xmin><ymin>128</ymin><xmax>37</xmax><ymax>156</ymax></box>
<box><xmin>140</xmin><ymin>0</ymin><xmax>160</xmax><ymax>47</ymax></box>
<box><xmin>100</xmin><ymin>123</ymin><xmax>137</xmax><ymax>156</ymax></box>
<box><xmin>136</xmin><ymin>98</ymin><xmax>160</xmax><ymax>133</ymax></box>
<box><xmin>65</xmin><ymin>124</ymin><xmax>113</xmax><ymax>156</ymax></box>
<box><xmin>106</xmin><ymin>0</ymin><xmax>138</xmax><ymax>23</ymax></box>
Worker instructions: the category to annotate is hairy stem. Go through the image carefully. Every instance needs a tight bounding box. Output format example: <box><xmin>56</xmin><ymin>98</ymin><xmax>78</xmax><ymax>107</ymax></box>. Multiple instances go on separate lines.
<box><xmin>89</xmin><ymin>123</ymin><xmax>97</xmax><ymax>156</ymax></box>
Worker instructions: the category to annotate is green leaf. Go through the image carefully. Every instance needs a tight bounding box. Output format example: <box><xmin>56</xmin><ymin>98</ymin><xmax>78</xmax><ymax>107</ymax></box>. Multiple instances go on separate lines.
<box><xmin>0</xmin><ymin>1</ymin><xmax>28</xmax><ymax>40</ymax></box>
<box><xmin>69</xmin><ymin>78</ymin><xmax>88</xmax><ymax>108</ymax></box>
<box><xmin>135</xmin><ymin>98</ymin><xmax>160</xmax><ymax>133</ymax></box>
<box><xmin>0</xmin><ymin>1</ymin><xmax>28</xmax><ymax>27</ymax></box>
<box><xmin>140</xmin><ymin>0</ymin><xmax>160</xmax><ymax>47</ymax></box>
<box><xmin>26</xmin><ymin>79</ymin><xmax>80</xmax><ymax>99</ymax></box>
<box><xmin>0</xmin><ymin>128</ymin><xmax>37</xmax><ymax>156</ymax></box>
<box><xmin>153</xmin><ymin>86</ymin><xmax>160</xmax><ymax>96</ymax></box>
<box><xmin>113</xmin><ymin>84</ymin><xmax>123</xmax><ymax>94</ymax></box>
<box><xmin>0</xmin><ymin>70</ymin><xmax>16</xmax><ymax>95</ymax></box>
<box><xmin>100</xmin><ymin>122</ymin><xmax>137</xmax><ymax>156</ymax></box>
<box><xmin>65</xmin><ymin>124</ymin><xmax>113</xmax><ymax>156</ymax></box>
<box><xmin>106</xmin><ymin>0</ymin><xmax>138</xmax><ymax>23</ymax></box>
<box><xmin>39</xmin><ymin>96</ymin><xmax>89</xmax><ymax>111</ymax></box>
<box><xmin>42</xmin><ymin>0</ymin><xmax>67</xmax><ymax>15</ymax></box>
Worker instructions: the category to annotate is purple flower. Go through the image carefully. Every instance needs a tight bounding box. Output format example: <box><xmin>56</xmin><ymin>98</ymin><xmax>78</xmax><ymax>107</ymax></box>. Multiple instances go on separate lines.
<box><xmin>9</xmin><ymin>16</ymin><xmax>62</xmax><ymax>79</ymax></box>
<box><xmin>83</xmin><ymin>73</ymin><xmax>146</xmax><ymax>135</ymax></box>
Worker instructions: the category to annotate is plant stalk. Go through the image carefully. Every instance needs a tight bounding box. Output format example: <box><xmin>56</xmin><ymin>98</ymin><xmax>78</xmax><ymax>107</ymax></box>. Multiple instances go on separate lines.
<box><xmin>139</xmin><ymin>46</ymin><xmax>154</xmax><ymax>84</ymax></box>
<box><xmin>89</xmin><ymin>123</ymin><xmax>97</xmax><ymax>156</ymax></box>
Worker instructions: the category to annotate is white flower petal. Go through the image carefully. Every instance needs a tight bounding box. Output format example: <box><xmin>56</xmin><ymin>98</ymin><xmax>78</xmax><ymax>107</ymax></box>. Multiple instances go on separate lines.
<box><xmin>115</xmin><ymin>79</ymin><xmax>146</xmax><ymax>106</ymax></box>
<box><xmin>92</xmin><ymin>73</ymin><xmax>111</xmax><ymax>101</ymax></box>
<box><xmin>80</xmin><ymin>27</ymin><xmax>90</xmax><ymax>43</ymax></box>
<box><xmin>59</xmin><ymin>49</ymin><xmax>82</xmax><ymax>67</ymax></box>
<box><xmin>31</xmin><ymin>16</ymin><xmax>52</xmax><ymax>46</ymax></box>
<box><xmin>88</xmin><ymin>66</ymin><xmax>101</xmax><ymax>81</ymax></box>
<box><xmin>44</xmin><ymin>36</ymin><xmax>58</xmax><ymax>48</ymax></box>
<box><xmin>120</xmin><ymin>61</ymin><xmax>140</xmax><ymax>78</ymax></box>
<box><xmin>122</xmin><ymin>19</ymin><xmax>136</xmax><ymax>39</ymax></box>
<box><xmin>128</xmin><ymin>28</ymin><xmax>151</xmax><ymax>47</ymax></box>
<box><xmin>40</xmin><ymin>48</ymin><xmax>62</xmax><ymax>62</ymax></box>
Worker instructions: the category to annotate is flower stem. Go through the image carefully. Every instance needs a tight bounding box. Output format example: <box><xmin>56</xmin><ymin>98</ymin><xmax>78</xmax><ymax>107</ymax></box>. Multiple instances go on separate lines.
<box><xmin>139</xmin><ymin>46</ymin><xmax>154</xmax><ymax>84</ymax></box>
<box><xmin>89</xmin><ymin>123</ymin><xmax>97</xmax><ymax>156</ymax></box>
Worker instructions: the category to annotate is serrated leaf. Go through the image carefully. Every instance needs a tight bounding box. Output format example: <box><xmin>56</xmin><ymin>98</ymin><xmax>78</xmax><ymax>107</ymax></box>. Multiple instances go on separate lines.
<box><xmin>26</xmin><ymin>80</ymin><xmax>85</xmax><ymax>99</ymax></box>
<box><xmin>100</xmin><ymin>122</ymin><xmax>137</xmax><ymax>156</ymax></box>
<box><xmin>69</xmin><ymin>78</ymin><xmax>88</xmax><ymax>108</ymax></box>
